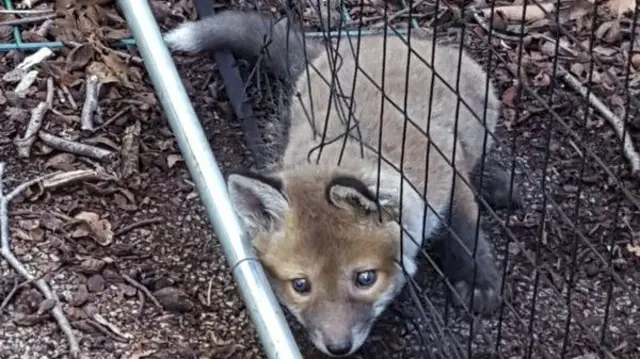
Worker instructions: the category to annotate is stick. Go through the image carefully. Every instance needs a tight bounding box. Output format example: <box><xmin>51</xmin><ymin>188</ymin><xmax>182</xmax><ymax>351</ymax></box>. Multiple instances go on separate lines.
<box><xmin>0</xmin><ymin>9</ymin><xmax>54</xmax><ymax>14</ymax></box>
<box><xmin>43</xmin><ymin>169</ymin><xmax>113</xmax><ymax>190</ymax></box>
<box><xmin>0</xmin><ymin>277</ymin><xmax>20</xmax><ymax>312</ymax></box>
<box><xmin>90</xmin><ymin>312</ymin><xmax>132</xmax><ymax>340</ymax></box>
<box><xmin>0</xmin><ymin>13</ymin><xmax>56</xmax><ymax>27</ymax></box>
<box><xmin>119</xmin><ymin>121</ymin><xmax>141</xmax><ymax>179</ymax></box>
<box><xmin>95</xmin><ymin>105</ymin><xmax>131</xmax><ymax>131</ymax></box>
<box><xmin>0</xmin><ymin>163</ymin><xmax>80</xmax><ymax>358</ymax></box>
<box><xmin>114</xmin><ymin>217</ymin><xmax>163</xmax><ymax>237</ymax></box>
<box><xmin>13</xmin><ymin>70</ymin><xmax>38</xmax><ymax>98</ymax></box>
<box><xmin>136</xmin><ymin>290</ymin><xmax>145</xmax><ymax>318</ymax></box>
<box><xmin>121</xmin><ymin>274</ymin><xmax>163</xmax><ymax>311</ymax></box>
<box><xmin>86</xmin><ymin>319</ymin><xmax>129</xmax><ymax>343</ymax></box>
<box><xmin>81</xmin><ymin>75</ymin><xmax>101</xmax><ymax>131</ymax></box>
<box><xmin>61</xmin><ymin>85</ymin><xmax>78</xmax><ymax>110</ymax></box>
<box><xmin>35</xmin><ymin>18</ymin><xmax>53</xmax><ymax>37</ymax></box>
<box><xmin>14</xmin><ymin>77</ymin><xmax>54</xmax><ymax>158</ymax></box>
<box><xmin>2</xmin><ymin>47</ymin><xmax>54</xmax><ymax>83</ymax></box>
<box><xmin>38</xmin><ymin>132</ymin><xmax>113</xmax><ymax>160</ymax></box>
<box><xmin>560</xmin><ymin>68</ymin><xmax>640</xmax><ymax>176</ymax></box>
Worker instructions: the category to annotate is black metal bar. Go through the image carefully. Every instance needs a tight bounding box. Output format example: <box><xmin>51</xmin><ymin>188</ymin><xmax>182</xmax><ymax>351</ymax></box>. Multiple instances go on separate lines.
<box><xmin>192</xmin><ymin>0</ymin><xmax>265</xmax><ymax>168</ymax></box>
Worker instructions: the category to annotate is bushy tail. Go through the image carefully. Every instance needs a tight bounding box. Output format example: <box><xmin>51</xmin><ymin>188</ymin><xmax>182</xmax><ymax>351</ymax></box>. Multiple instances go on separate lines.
<box><xmin>163</xmin><ymin>10</ymin><xmax>318</xmax><ymax>81</ymax></box>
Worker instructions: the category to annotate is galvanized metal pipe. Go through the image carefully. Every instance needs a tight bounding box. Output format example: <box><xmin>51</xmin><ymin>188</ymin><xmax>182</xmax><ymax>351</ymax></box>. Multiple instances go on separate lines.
<box><xmin>116</xmin><ymin>1</ymin><xmax>303</xmax><ymax>358</ymax></box>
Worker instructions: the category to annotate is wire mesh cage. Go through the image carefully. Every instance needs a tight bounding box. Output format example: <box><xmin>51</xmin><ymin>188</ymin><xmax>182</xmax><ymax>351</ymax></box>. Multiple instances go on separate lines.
<box><xmin>164</xmin><ymin>0</ymin><xmax>640</xmax><ymax>358</ymax></box>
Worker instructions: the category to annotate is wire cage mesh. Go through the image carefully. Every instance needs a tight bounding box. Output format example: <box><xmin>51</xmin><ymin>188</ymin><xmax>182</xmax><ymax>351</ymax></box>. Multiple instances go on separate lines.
<box><xmin>1</xmin><ymin>0</ymin><xmax>639</xmax><ymax>358</ymax></box>
<box><xmin>188</xmin><ymin>0</ymin><xmax>640</xmax><ymax>358</ymax></box>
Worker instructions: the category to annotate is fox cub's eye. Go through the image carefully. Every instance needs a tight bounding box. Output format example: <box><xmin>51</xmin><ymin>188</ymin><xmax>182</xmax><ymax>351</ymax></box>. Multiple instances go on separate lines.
<box><xmin>355</xmin><ymin>270</ymin><xmax>377</xmax><ymax>288</ymax></box>
<box><xmin>292</xmin><ymin>278</ymin><xmax>311</xmax><ymax>294</ymax></box>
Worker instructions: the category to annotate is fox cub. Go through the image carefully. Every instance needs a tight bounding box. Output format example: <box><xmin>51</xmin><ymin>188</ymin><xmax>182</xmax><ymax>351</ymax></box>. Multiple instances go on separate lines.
<box><xmin>165</xmin><ymin>10</ymin><xmax>513</xmax><ymax>357</ymax></box>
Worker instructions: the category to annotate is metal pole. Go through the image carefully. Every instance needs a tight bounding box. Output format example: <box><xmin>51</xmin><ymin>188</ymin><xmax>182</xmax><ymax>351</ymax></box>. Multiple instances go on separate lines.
<box><xmin>116</xmin><ymin>1</ymin><xmax>302</xmax><ymax>358</ymax></box>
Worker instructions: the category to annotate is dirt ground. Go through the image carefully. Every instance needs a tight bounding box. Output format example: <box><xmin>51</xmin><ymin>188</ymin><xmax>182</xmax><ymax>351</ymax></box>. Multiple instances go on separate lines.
<box><xmin>1</xmin><ymin>0</ymin><xmax>639</xmax><ymax>359</ymax></box>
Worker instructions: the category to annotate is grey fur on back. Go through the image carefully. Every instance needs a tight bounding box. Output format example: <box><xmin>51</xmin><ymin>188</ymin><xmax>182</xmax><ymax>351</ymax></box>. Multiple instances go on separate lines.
<box><xmin>163</xmin><ymin>10</ymin><xmax>321</xmax><ymax>82</ymax></box>
<box><xmin>166</xmin><ymin>9</ymin><xmax>511</xmax><ymax>328</ymax></box>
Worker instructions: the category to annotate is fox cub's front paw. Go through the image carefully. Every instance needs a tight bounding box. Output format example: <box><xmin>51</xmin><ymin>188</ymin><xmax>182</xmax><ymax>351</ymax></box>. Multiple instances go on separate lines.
<box><xmin>451</xmin><ymin>277</ymin><xmax>502</xmax><ymax>315</ymax></box>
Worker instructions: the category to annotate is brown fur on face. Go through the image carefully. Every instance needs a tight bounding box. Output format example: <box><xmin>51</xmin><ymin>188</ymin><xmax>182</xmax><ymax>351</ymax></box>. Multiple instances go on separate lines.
<box><xmin>240</xmin><ymin>170</ymin><xmax>403</xmax><ymax>353</ymax></box>
<box><xmin>256</xmin><ymin>172</ymin><xmax>398</xmax><ymax>308</ymax></box>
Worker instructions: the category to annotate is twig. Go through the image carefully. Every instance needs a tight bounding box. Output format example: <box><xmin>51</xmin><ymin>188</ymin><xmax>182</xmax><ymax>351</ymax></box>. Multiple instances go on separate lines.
<box><xmin>0</xmin><ymin>163</ymin><xmax>80</xmax><ymax>358</ymax></box>
<box><xmin>559</xmin><ymin>68</ymin><xmax>640</xmax><ymax>176</ymax></box>
<box><xmin>38</xmin><ymin>132</ymin><xmax>113</xmax><ymax>160</ymax></box>
<box><xmin>43</xmin><ymin>169</ymin><xmax>113</xmax><ymax>190</ymax></box>
<box><xmin>90</xmin><ymin>312</ymin><xmax>132</xmax><ymax>340</ymax></box>
<box><xmin>95</xmin><ymin>105</ymin><xmax>132</xmax><ymax>131</ymax></box>
<box><xmin>114</xmin><ymin>217</ymin><xmax>163</xmax><ymax>237</ymax></box>
<box><xmin>0</xmin><ymin>13</ymin><xmax>56</xmax><ymax>27</ymax></box>
<box><xmin>13</xmin><ymin>70</ymin><xmax>39</xmax><ymax>98</ymax></box>
<box><xmin>119</xmin><ymin>121</ymin><xmax>141</xmax><ymax>179</ymax></box>
<box><xmin>56</xmin><ymin>87</ymin><xmax>66</xmax><ymax>105</ymax></box>
<box><xmin>0</xmin><ymin>9</ymin><xmax>53</xmax><ymax>14</ymax></box>
<box><xmin>35</xmin><ymin>18</ymin><xmax>53</xmax><ymax>37</ymax></box>
<box><xmin>81</xmin><ymin>75</ymin><xmax>101</xmax><ymax>131</ymax></box>
<box><xmin>0</xmin><ymin>275</ymin><xmax>45</xmax><ymax>312</ymax></box>
<box><xmin>121</xmin><ymin>274</ymin><xmax>163</xmax><ymax>311</ymax></box>
<box><xmin>2</xmin><ymin>47</ymin><xmax>54</xmax><ymax>83</ymax></box>
<box><xmin>86</xmin><ymin>319</ymin><xmax>129</xmax><ymax>343</ymax></box>
<box><xmin>14</xmin><ymin>77</ymin><xmax>54</xmax><ymax>158</ymax></box>
<box><xmin>207</xmin><ymin>275</ymin><xmax>214</xmax><ymax>307</ymax></box>
<box><xmin>61</xmin><ymin>85</ymin><xmax>78</xmax><ymax>110</ymax></box>
<box><xmin>0</xmin><ymin>277</ymin><xmax>19</xmax><ymax>312</ymax></box>
<box><xmin>136</xmin><ymin>289</ymin><xmax>145</xmax><ymax>318</ymax></box>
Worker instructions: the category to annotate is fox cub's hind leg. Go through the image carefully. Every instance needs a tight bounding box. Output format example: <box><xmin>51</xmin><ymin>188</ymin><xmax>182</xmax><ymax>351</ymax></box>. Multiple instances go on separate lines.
<box><xmin>439</xmin><ymin>178</ymin><xmax>502</xmax><ymax>315</ymax></box>
<box><xmin>472</xmin><ymin>160</ymin><xmax>522</xmax><ymax>211</ymax></box>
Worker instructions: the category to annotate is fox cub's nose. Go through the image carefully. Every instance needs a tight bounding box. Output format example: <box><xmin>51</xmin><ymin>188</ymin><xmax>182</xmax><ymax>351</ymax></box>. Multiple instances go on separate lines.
<box><xmin>326</xmin><ymin>340</ymin><xmax>353</xmax><ymax>356</ymax></box>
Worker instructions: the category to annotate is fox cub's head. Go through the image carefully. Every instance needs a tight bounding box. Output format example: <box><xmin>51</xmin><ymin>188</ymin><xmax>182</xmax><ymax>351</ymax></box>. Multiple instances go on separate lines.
<box><xmin>227</xmin><ymin>170</ymin><xmax>410</xmax><ymax>357</ymax></box>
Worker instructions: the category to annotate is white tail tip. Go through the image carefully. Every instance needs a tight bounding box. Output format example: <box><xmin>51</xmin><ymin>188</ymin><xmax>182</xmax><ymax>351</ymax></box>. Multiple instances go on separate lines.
<box><xmin>163</xmin><ymin>22</ymin><xmax>200</xmax><ymax>53</ymax></box>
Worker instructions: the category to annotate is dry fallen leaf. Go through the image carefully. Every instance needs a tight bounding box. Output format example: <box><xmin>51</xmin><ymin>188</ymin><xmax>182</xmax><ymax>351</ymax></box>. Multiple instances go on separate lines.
<box><xmin>570</xmin><ymin>62</ymin><xmax>585</xmax><ymax>77</ymax></box>
<box><xmin>73</xmin><ymin>211</ymin><xmax>114</xmax><ymax>246</ymax></box>
<box><xmin>40</xmin><ymin>212</ymin><xmax>65</xmax><ymax>231</ymax></box>
<box><xmin>86</xmin><ymin>61</ymin><xmax>120</xmax><ymax>84</ymax></box>
<box><xmin>29</xmin><ymin>228</ymin><xmax>45</xmax><ymax>242</ymax></box>
<box><xmin>101</xmin><ymin>52</ymin><xmax>131</xmax><ymax>87</ymax></box>
<box><xmin>563</xmin><ymin>0</ymin><xmax>594</xmax><ymax>21</ymax></box>
<box><xmin>167</xmin><ymin>154</ymin><xmax>184</xmax><ymax>169</ymax></box>
<box><xmin>67</xmin><ymin>43</ymin><xmax>95</xmax><ymax>71</ymax></box>
<box><xmin>595</xmin><ymin>20</ymin><xmax>622</xmax><ymax>44</ymax></box>
<box><xmin>606</xmin><ymin>0</ymin><xmax>635</xmax><ymax>17</ymax></box>
<box><xmin>102</xmin><ymin>28</ymin><xmax>131</xmax><ymax>41</ymax></box>
<box><xmin>69</xmin><ymin>284</ymin><xmax>90</xmax><ymax>307</ymax></box>
<box><xmin>19</xmin><ymin>219</ymin><xmax>40</xmax><ymax>231</ymax></box>
<box><xmin>627</xmin><ymin>243</ymin><xmax>640</xmax><ymax>257</ymax></box>
<box><xmin>78</xmin><ymin>258</ymin><xmax>107</xmax><ymax>274</ymax></box>
<box><xmin>44</xmin><ymin>153</ymin><xmax>77</xmax><ymax>171</ymax></box>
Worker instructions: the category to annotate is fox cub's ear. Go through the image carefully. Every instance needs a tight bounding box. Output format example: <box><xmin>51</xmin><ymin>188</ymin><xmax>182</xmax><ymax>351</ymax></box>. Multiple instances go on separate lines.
<box><xmin>227</xmin><ymin>171</ymin><xmax>288</xmax><ymax>235</ymax></box>
<box><xmin>326</xmin><ymin>175</ymin><xmax>400</xmax><ymax>222</ymax></box>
